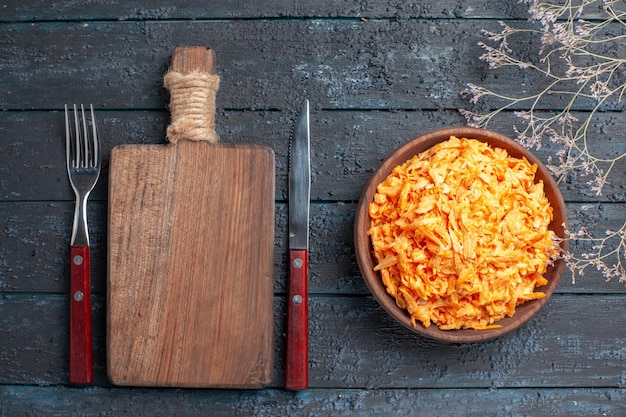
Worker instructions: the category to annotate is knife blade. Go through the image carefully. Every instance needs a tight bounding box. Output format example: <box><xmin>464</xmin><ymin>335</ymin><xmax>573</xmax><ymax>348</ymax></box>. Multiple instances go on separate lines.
<box><xmin>285</xmin><ymin>99</ymin><xmax>310</xmax><ymax>390</ymax></box>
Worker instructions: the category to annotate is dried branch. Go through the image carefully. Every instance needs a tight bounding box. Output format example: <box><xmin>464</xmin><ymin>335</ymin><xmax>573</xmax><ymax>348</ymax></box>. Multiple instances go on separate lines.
<box><xmin>461</xmin><ymin>0</ymin><xmax>626</xmax><ymax>284</ymax></box>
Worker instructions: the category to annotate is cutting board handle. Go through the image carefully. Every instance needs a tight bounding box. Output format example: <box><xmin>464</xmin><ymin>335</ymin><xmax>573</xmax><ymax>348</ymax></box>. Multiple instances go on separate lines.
<box><xmin>164</xmin><ymin>46</ymin><xmax>220</xmax><ymax>144</ymax></box>
<box><xmin>171</xmin><ymin>46</ymin><xmax>216</xmax><ymax>74</ymax></box>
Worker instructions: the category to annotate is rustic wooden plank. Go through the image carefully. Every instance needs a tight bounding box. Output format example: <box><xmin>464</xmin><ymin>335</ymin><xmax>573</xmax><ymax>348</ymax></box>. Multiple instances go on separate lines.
<box><xmin>1</xmin><ymin>385</ymin><xmax>624</xmax><ymax>417</ymax></box>
<box><xmin>0</xmin><ymin>20</ymin><xmax>606</xmax><ymax>111</ymax></box>
<box><xmin>2</xmin><ymin>0</ymin><xmax>615</xmax><ymax>22</ymax></box>
<box><xmin>1</xmin><ymin>110</ymin><xmax>624</xmax><ymax>203</ymax></box>
<box><xmin>1</xmin><ymin>293</ymin><xmax>625</xmax><ymax>388</ymax></box>
<box><xmin>0</xmin><ymin>0</ymin><xmax>532</xmax><ymax>22</ymax></box>
<box><xmin>1</xmin><ymin>201</ymin><xmax>624</xmax><ymax>294</ymax></box>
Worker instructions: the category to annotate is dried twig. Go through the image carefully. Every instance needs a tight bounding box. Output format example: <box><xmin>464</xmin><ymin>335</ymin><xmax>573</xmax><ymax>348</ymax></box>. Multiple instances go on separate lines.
<box><xmin>461</xmin><ymin>0</ymin><xmax>626</xmax><ymax>284</ymax></box>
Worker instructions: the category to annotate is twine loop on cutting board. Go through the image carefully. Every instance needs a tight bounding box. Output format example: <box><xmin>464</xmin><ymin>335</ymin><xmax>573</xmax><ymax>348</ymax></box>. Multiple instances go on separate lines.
<box><xmin>164</xmin><ymin>71</ymin><xmax>220</xmax><ymax>144</ymax></box>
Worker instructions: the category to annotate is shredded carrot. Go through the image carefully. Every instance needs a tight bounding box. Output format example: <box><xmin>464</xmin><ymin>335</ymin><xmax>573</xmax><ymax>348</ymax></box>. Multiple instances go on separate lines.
<box><xmin>368</xmin><ymin>136</ymin><xmax>558</xmax><ymax>330</ymax></box>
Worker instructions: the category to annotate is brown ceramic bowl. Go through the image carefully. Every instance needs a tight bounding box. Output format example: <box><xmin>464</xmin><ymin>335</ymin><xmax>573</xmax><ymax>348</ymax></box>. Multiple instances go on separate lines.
<box><xmin>354</xmin><ymin>127</ymin><xmax>568</xmax><ymax>343</ymax></box>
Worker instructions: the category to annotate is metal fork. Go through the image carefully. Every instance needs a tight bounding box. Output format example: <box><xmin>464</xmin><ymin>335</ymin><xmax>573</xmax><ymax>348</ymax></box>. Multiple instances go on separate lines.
<box><xmin>65</xmin><ymin>104</ymin><xmax>100</xmax><ymax>384</ymax></box>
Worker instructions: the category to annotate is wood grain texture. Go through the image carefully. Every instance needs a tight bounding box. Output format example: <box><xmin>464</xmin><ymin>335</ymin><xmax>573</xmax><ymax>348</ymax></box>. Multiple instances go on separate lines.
<box><xmin>107</xmin><ymin>47</ymin><xmax>275</xmax><ymax>387</ymax></box>
<box><xmin>108</xmin><ymin>142</ymin><xmax>275</xmax><ymax>387</ymax></box>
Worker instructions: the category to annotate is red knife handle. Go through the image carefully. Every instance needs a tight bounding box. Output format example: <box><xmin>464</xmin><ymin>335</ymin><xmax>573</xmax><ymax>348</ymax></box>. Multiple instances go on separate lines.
<box><xmin>285</xmin><ymin>248</ymin><xmax>309</xmax><ymax>390</ymax></box>
<box><xmin>69</xmin><ymin>245</ymin><xmax>93</xmax><ymax>384</ymax></box>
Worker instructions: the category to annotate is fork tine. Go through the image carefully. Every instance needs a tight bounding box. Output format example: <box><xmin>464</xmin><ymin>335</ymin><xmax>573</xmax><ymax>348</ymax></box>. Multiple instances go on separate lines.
<box><xmin>89</xmin><ymin>104</ymin><xmax>99</xmax><ymax>168</ymax></box>
<box><xmin>78</xmin><ymin>104</ymin><xmax>88</xmax><ymax>169</ymax></box>
<box><xmin>70</xmin><ymin>104</ymin><xmax>79</xmax><ymax>169</ymax></box>
<box><xmin>64</xmin><ymin>104</ymin><xmax>71</xmax><ymax>169</ymax></box>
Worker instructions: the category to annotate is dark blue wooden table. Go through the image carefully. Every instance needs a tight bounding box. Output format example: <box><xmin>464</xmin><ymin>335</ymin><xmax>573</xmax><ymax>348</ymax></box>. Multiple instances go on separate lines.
<box><xmin>1</xmin><ymin>1</ymin><xmax>625</xmax><ymax>415</ymax></box>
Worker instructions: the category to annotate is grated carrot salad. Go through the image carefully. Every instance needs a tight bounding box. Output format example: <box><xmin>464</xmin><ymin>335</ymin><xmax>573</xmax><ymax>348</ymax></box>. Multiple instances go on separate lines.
<box><xmin>368</xmin><ymin>136</ymin><xmax>558</xmax><ymax>330</ymax></box>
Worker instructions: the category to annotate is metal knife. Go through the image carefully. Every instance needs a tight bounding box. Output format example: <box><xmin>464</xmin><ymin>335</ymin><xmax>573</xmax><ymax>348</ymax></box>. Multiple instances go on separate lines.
<box><xmin>285</xmin><ymin>100</ymin><xmax>310</xmax><ymax>390</ymax></box>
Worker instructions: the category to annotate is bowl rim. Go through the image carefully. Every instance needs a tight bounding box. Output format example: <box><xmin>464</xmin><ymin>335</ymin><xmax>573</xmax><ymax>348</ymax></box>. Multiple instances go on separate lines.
<box><xmin>354</xmin><ymin>126</ymin><xmax>569</xmax><ymax>343</ymax></box>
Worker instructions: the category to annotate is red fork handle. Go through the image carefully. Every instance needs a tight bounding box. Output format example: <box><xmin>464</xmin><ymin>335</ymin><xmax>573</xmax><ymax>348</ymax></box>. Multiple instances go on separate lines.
<box><xmin>69</xmin><ymin>245</ymin><xmax>93</xmax><ymax>384</ymax></box>
<box><xmin>285</xmin><ymin>248</ymin><xmax>309</xmax><ymax>390</ymax></box>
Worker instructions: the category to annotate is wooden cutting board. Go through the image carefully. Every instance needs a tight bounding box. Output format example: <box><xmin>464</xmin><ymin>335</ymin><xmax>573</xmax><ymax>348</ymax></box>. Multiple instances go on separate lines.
<box><xmin>107</xmin><ymin>47</ymin><xmax>275</xmax><ymax>388</ymax></box>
